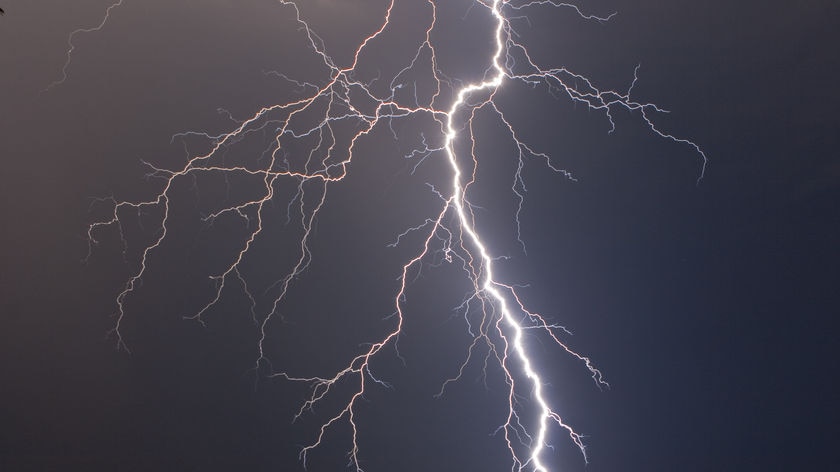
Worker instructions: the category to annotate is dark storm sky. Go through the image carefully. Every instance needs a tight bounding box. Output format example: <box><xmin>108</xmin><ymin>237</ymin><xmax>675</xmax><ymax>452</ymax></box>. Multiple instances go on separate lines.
<box><xmin>1</xmin><ymin>1</ymin><xmax>838</xmax><ymax>471</ymax></box>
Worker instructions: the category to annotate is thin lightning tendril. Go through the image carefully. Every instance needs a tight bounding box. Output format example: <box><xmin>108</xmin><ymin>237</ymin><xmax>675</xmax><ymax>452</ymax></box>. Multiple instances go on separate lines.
<box><xmin>45</xmin><ymin>0</ymin><xmax>126</xmax><ymax>92</ymax></box>
<box><xmin>77</xmin><ymin>0</ymin><xmax>707</xmax><ymax>470</ymax></box>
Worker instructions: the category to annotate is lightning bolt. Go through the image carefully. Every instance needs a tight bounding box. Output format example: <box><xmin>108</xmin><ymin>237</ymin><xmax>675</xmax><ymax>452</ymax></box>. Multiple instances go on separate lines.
<box><xmin>80</xmin><ymin>0</ymin><xmax>707</xmax><ymax>470</ymax></box>
<box><xmin>45</xmin><ymin>0</ymin><xmax>126</xmax><ymax>92</ymax></box>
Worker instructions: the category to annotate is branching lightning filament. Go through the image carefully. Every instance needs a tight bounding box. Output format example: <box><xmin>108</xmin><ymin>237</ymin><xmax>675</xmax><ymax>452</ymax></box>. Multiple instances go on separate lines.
<box><xmin>81</xmin><ymin>0</ymin><xmax>706</xmax><ymax>470</ymax></box>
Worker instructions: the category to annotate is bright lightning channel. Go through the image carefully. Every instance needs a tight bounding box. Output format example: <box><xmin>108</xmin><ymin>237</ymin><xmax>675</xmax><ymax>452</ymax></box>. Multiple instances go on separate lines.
<box><xmin>74</xmin><ymin>1</ymin><xmax>707</xmax><ymax>471</ymax></box>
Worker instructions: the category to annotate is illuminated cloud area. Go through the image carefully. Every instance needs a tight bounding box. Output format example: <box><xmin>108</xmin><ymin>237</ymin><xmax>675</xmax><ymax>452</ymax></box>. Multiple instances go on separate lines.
<box><xmin>0</xmin><ymin>1</ymin><xmax>837</xmax><ymax>471</ymax></box>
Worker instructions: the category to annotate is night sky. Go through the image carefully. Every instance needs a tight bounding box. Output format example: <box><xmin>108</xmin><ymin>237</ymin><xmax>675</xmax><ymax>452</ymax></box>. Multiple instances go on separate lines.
<box><xmin>1</xmin><ymin>1</ymin><xmax>838</xmax><ymax>471</ymax></box>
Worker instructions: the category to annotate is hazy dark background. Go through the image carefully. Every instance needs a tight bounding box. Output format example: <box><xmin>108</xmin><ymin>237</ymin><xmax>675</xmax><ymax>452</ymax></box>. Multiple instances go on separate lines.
<box><xmin>1</xmin><ymin>1</ymin><xmax>837</xmax><ymax>471</ymax></box>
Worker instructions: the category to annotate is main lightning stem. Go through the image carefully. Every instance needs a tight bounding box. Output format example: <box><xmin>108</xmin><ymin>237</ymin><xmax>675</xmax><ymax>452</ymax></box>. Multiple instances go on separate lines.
<box><xmin>445</xmin><ymin>2</ymin><xmax>559</xmax><ymax>470</ymax></box>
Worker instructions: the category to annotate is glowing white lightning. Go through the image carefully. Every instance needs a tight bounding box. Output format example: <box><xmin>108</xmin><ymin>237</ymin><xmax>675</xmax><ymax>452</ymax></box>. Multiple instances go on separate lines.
<box><xmin>76</xmin><ymin>1</ymin><xmax>706</xmax><ymax>470</ymax></box>
<box><xmin>442</xmin><ymin>3</ymin><xmax>577</xmax><ymax>469</ymax></box>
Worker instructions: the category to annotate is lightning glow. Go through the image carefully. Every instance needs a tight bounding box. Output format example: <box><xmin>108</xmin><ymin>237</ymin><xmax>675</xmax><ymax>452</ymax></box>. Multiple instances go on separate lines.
<box><xmin>77</xmin><ymin>1</ymin><xmax>707</xmax><ymax>470</ymax></box>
